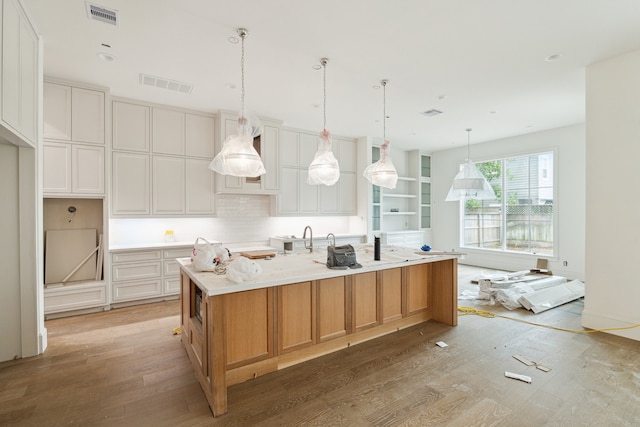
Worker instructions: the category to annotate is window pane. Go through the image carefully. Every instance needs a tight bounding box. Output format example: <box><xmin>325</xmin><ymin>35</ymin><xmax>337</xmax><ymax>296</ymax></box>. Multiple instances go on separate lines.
<box><xmin>462</xmin><ymin>152</ymin><xmax>554</xmax><ymax>256</ymax></box>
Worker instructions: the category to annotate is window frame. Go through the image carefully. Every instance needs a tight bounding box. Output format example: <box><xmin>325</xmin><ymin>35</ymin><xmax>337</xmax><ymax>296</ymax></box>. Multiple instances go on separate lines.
<box><xmin>458</xmin><ymin>147</ymin><xmax>559</xmax><ymax>258</ymax></box>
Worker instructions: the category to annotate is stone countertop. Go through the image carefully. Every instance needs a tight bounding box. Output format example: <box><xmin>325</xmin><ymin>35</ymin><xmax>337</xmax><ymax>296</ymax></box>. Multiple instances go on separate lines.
<box><xmin>178</xmin><ymin>244</ymin><xmax>460</xmax><ymax>297</ymax></box>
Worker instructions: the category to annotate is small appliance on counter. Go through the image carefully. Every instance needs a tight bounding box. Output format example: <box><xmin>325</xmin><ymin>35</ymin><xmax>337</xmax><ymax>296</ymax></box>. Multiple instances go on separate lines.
<box><xmin>326</xmin><ymin>244</ymin><xmax>362</xmax><ymax>270</ymax></box>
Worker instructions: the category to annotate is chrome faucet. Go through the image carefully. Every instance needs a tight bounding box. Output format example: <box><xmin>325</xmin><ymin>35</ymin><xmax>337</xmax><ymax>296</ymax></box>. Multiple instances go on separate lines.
<box><xmin>303</xmin><ymin>225</ymin><xmax>313</xmax><ymax>253</ymax></box>
<box><xmin>326</xmin><ymin>233</ymin><xmax>336</xmax><ymax>247</ymax></box>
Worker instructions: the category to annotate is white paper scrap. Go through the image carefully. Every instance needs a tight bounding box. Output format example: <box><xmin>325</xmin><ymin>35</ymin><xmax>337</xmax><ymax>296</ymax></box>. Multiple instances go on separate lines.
<box><xmin>505</xmin><ymin>371</ymin><xmax>532</xmax><ymax>383</ymax></box>
<box><xmin>435</xmin><ymin>341</ymin><xmax>448</xmax><ymax>348</ymax></box>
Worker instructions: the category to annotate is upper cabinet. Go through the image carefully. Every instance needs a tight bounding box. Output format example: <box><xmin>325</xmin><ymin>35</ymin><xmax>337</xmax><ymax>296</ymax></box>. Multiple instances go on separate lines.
<box><xmin>274</xmin><ymin>128</ymin><xmax>357</xmax><ymax>216</ymax></box>
<box><xmin>43</xmin><ymin>82</ymin><xmax>106</xmax><ymax>144</ymax></box>
<box><xmin>213</xmin><ymin>111</ymin><xmax>280</xmax><ymax>195</ymax></box>
<box><xmin>110</xmin><ymin>98</ymin><xmax>215</xmax><ymax>216</ymax></box>
<box><xmin>42</xmin><ymin>79</ymin><xmax>108</xmax><ymax>196</ymax></box>
<box><xmin>0</xmin><ymin>0</ymin><xmax>39</xmax><ymax>147</ymax></box>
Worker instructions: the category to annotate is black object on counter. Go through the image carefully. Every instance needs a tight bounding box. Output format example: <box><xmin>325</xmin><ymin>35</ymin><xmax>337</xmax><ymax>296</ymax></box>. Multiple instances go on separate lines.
<box><xmin>374</xmin><ymin>236</ymin><xmax>381</xmax><ymax>261</ymax></box>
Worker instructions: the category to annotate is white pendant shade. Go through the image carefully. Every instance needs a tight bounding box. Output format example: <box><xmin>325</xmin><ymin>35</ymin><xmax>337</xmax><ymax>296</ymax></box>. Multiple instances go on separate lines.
<box><xmin>445</xmin><ymin>159</ymin><xmax>496</xmax><ymax>201</ymax></box>
<box><xmin>363</xmin><ymin>140</ymin><xmax>398</xmax><ymax>189</ymax></box>
<box><xmin>209</xmin><ymin>133</ymin><xmax>266</xmax><ymax>177</ymax></box>
<box><xmin>308</xmin><ymin>129</ymin><xmax>340</xmax><ymax>185</ymax></box>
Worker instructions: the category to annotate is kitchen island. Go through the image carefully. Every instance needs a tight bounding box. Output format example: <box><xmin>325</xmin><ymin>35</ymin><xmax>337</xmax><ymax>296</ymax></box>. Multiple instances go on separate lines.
<box><xmin>178</xmin><ymin>244</ymin><xmax>459</xmax><ymax>416</ymax></box>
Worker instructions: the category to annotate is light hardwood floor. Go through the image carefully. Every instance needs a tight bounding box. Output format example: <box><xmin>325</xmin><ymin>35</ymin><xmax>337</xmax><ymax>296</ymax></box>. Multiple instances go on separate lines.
<box><xmin>2</xmin><ymin>265</ymin><xmax>639</xmax><ymax>426</ymax></box>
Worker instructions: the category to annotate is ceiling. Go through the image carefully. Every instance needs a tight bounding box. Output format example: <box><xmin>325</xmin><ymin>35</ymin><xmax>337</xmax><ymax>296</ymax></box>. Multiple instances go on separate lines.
<box><xmin>23</xmin><ymin>0</ymin><xmax>640</xmax><ymax>152</ymax></box>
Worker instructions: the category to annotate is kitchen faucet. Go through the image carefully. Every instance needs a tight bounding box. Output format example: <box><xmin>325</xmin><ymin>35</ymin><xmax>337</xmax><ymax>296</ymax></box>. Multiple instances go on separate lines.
<box><xmin>326</xmin><ymin>233</ymin><xmax>336</xmax><ymax>247</ymax></box>
<box><xmin>303</xmin><ymin>225</ymin><xmax>313</xmax><ymax>253</ymax></box>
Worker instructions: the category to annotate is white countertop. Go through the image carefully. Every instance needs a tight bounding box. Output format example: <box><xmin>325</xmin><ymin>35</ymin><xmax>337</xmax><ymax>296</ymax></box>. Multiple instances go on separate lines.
<box><xmin>178</xmin><ymin>244</ymin><xmax>460</xmax><ymax>296</ymax></box>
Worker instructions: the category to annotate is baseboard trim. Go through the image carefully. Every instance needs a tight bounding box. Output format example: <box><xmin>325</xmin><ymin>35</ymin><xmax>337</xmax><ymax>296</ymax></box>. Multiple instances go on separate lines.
<box><xmin>582</xmin><ymin>310</ymin><xmax>640</xmax><ymax>341</ymax></box>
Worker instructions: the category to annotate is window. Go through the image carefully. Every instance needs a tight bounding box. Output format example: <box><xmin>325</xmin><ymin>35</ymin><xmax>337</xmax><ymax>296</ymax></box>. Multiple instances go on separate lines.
<box><xmin>462</xmin><ymin>151</ymin><xmax>554</xmax><ymax>255</ymax></box>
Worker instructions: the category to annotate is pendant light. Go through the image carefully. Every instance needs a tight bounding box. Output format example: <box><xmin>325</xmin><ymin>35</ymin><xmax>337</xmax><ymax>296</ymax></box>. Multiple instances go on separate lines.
<box><xmin>209</xmin><ymin>28</ymin><xmax>266</xmax><ymax>178</ymax></box>
<box><xmin>445</xmin><ymin>128</ymin><xmax>496</xmax><ymax>201</ymax></box>
<box><xmin>363</xmin><ymin>79</ymin><xmax>398</xmax><ymax>189</ymax></box>
<box><xmin>308</xmin><ymin>58</ymin><xmax>340</xmax><ymax>186</ymax></box>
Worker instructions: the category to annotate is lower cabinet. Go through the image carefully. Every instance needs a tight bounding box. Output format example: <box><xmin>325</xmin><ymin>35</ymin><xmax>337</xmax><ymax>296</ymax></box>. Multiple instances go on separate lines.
<box><xmin>44</xmin><ymin>281</ymin><xmax>107</xmax><ymax>315</ymax></box>
<box><xmin>111</xmin><ymin>246</ymin><xmax>192</xmax><ymax>304</ymax></box>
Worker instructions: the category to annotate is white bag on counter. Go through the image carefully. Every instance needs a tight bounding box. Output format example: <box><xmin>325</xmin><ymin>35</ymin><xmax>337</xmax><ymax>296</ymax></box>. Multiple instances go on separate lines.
<box><xmin>191</xmin><ymin>237</ymin><xmax>229</xmax><ymax>271</ymax></box>
<box><xmin>226</xmin><ymin>256</ymin><xmax>262</xmax><ymax>283</ymax></box>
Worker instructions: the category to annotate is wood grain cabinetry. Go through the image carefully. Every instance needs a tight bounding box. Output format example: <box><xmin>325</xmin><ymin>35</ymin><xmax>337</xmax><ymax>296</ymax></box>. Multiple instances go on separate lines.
<box><xmin>180</xmin><ymin>256</ymin><xmax>458</xmax><ymax>416</ymax></box>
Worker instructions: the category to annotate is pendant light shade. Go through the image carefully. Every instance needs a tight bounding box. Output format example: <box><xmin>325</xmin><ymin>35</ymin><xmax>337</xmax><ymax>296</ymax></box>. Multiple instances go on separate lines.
<box><xmin>209</xmin><ymin>28</ymin><xmax>266</xmax><ymax>178</ymax></box>
<box><xmin>308</xmin><ymin>58</ymin><xmax>340</xmax><ymax>186</ymax></box>
<box><xmin>445</xmin><ymin>129</ymin><xmax>496</xmax><ymax>201</ymax></box>
<box><xmin>363</xmin><ymin>80</ymin><xmax>398</xmax><ymax>189</ymax></box>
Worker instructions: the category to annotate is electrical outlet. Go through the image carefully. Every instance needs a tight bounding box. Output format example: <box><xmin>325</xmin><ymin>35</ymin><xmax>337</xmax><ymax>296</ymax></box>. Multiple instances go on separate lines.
<box><xmin>563</xmin><ymin>261</ymin><xmax>568</xmax><ymax>266</ymax></box>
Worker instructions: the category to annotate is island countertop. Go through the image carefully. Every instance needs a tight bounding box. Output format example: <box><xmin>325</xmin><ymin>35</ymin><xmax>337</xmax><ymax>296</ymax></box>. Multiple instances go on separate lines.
<box><xmin>177</xmin><ymin>244</ymin><xmax>460</xmax><ymax>296</ymax></box>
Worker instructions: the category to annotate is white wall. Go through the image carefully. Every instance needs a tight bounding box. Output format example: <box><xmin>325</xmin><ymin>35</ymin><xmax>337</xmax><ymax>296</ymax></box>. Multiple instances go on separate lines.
<box><xmin>582</xmin><ymin>49</ymin><xmax>640</xmax><ymax>341</ymax></box>
<box><xmin>431</xmin><ymin>124</ymin><xmax>585</xmax><ymax>280</ymax></box>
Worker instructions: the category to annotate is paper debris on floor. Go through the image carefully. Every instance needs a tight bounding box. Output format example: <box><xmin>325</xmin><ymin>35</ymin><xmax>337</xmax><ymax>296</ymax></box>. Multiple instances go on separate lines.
<box><xmin>505</xmin><ymin>371</ymin><xmax>532</xmax><ymax>383</ymax></box>
<box><xmin>513</xmin><ymin>354</ymin><xmax>552</xmax><ymax>372</ymax></box>
<box><xmin>435</xmin><ymin>341</ymin><xmax>448</xmax><ymax>348</ymax></box>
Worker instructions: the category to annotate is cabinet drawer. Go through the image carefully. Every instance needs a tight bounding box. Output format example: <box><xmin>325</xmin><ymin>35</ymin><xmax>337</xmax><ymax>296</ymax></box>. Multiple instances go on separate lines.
<box><xmin>163</xmin><ymin>248</ymin><xmax>192</xmax><ymax>259</ymax></box>
<box><xmin>164</xmin><ymin>277</ymin><xmax>181</xmax><ymax>295</ymax></box>
<box><xmin>112</xmin><ymin>250</ymin><xmax>161</xmax><ymax>263</ymax></box>
<box><xmin>112</xmin><ymin>279</ymin><xmax>162</xmax><ymax>302</ymax></box>
<box><xmin>111</xmin><ymin>261</ymin><xmax>162</xmax><ymax>282</ymax></box>
<box><xmin>44</xmin><ymin>283</ymin><xmax>107</xmax><ymax>314</ymax></box>
<box><xmin>164</xmin><ymin>259</ymin><xmax>180</xmax><ymax>276</ymax></box>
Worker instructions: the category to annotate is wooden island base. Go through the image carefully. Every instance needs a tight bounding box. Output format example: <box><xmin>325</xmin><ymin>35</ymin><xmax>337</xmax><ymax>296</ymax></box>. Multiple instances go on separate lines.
<box><xmin>180</xmin><ymin>257</ymin><xmax>457</xmax><ymax>416</ymax></box>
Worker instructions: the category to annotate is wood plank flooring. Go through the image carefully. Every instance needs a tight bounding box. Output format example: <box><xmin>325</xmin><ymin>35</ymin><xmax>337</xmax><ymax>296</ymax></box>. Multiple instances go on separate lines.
<box><xmin>2</xmin><ymin>265</ymin><xmax>640</xmax><ymax>426</ymax></box>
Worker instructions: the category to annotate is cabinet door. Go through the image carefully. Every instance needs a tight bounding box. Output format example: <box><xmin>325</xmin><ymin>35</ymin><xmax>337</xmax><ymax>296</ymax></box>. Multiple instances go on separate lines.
<box><xmin>43</xmin><ymin>82</ymin><xmax>72</xmax><ymax>141</ymax></box>
<box><xmin>300</xmin><ymin>169</ymin><xmax>319</xmax><ymax>213</ymax></box>
<box><xmin>152</xmin><ymin>108</ymin><xmax>185</xmax><ymax>155</ymax></box>
<box><xmin>186</xmin><ymin>114</ymin><xmax>215</xmax><ymax>158</ymax></box>
<box><xmin>72</xmin><ymin>87</ymin><xmax>105</xmax><ymax>144</ymax></box>
<box><xmin>339</xmin><ymin>172</ymin><xmax>357</xmax><ymax>214</ymax></box>
<box><xmin>278</xmin><ymin>167</ymin><xmax>299</xmax><ymax>213</ymax></box>
<box><xmin>18</xmin><ymin>11</ymin><xmax>37</xmax><ymax>144</ymax></box>
<box><xmin>152</xmin><ymin>156</ymin><xmax>185</xmax><ymax>214</ymax></box>
<box><xmin>186</xmin><ymin>158</ymin><xmax>215</xmax><ymax>214</ymax></box>
<box><xmin>43</xmin><ymin>142</ymin><xmax>71</xmax><ymax>193</ymax></box>
<box><xmin>72</xmin><ymin>144</ymin><xmax>104</xmax><ymax>194</ymax></box>
<box><xmin>278</xmin><ymin>281</ymin><xmax>315</xmax><ymax>354</ymax></box>
<box><xmin>380</xmin><ymin>268</ymin><xmax>402</xmax><ymax>323</ymax></box>
<box><xmin>112</xmin><ymin>151</ymin><xmax>150</xmax><ymax>215</ymax></box>
<box><xmin>280</xmin><ymin>129</ymin><xmax>299</xmax><ymax>167</ymax></box>
<box><xmin>352</xmin><ymin>272</ymin><xmax>378</xmax><ymax>331</ymax></box>
<box><xmin>406</xmin><ymin>263</ymin><xmax>429</xmax><ymax>315</ymax></box>
<box><xmin>113</xmin><ymin>101</ymin><xmax>150</xmax><ymax>152</ymax></box>
<box><xmin>320</xmin><ymin>182</ymin><xmax>338</xmax><ymax>213</ymax></box>
<box><xmin>336</xmin><ymin>138</ymin><xmax>357</xmax><ymax>173</ymax></box>
<box><xmin>317</xmin><ymin>276</ymin><xmax>347</xmax><ymax>342</ymax></box>
<box><xmin>261</xmin><ymin>125</ymin><xmax>279</xmax><ymax>191</ymax></box>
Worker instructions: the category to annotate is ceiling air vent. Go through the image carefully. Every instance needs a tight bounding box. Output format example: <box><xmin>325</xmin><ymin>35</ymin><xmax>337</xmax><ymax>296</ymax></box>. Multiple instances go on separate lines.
<box><xmin>86</xmin><ymin>2</ymin><xmax>119</xmax><ymax>26</ymax></box>
<box><xmin>420</xmin><ymin>109</ymin><xmax>443</xmax><ymax>117</ymax></box>
<box><xmin>140</xmin><ymin>74</ymin><xmax>194</xmax><ymax>94</ymax></box>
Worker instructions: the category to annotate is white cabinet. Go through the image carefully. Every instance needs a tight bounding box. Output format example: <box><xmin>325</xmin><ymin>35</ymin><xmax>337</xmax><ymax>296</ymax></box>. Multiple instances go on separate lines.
<box><xmin>110</xmin><ymin>246</ymin><xmax>191</xmax><ymax>303</ymax></box>
<box><xmin>42</xmin><ymin>80</ymin><xmax>107</xmax><ymax>196</ymax></box>
<box><xmin>112</xmin><ymin>151</ymin><xmax>150</xmax><ymax>215</ymax></box>
<box><xmin>152</xmin><ymin>107</ymin><xmax>185</xmax><ymax>155</ymax></box>
<box><xmin>43</xmin><ymin>82</ymin><xmax>106</xmax><ymax>144</ymax></box>
<box><xmin>186</xmin><ymin>158</ymin><xmax>215</xmax><ymax>214</ymax></box>
<box><xmin>214</xmin><ymin>111</ymin><xmax>280</xmax><ymax>195</ymax></box>
<box><xmin>112</xmin><ymin>100</ymin><xmax>150</xmax><ymax>152</ymax></box>
<box><xmin>0</xmin><ymin>0</ymin><xmax>38</xmax><ymax>147</ymax></box>
<box><xmin>381</xmin><ymin>231</ymin><xmax>425</xmax><ymax>248</ymax></box>
<box><xmin>111</xmin><ymin>98</ymin><xmax>215</xmax><ymax>216</ymax></box>
<box><xmin>152</xmin><ymin>155</ymin><xmax>185</xmax><ymax>214</ymax></box>
<box><xmin>43</xmin><ymin>142</ymin><xmax>104</xmax><ymax>195</ymax></box>
<box><xmin>44</xmin><ymin>282</ymin><xmax>107</xmax><ymax>316</ymax></box>
<box><xmin>275</xmin><ymin>128</ymin><xmax>356</xmax><ymax>215</ymax></box>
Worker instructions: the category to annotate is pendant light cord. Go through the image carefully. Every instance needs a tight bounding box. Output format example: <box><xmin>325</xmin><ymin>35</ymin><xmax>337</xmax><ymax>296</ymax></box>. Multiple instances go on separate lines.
<box><xmin>240</xmin><ymin>33</ymin><xmax>245</xmax><ymax>118</ymax></box>
<box><xmin>382</xmin><ymin>81</ymin><xmax>387</xmax><ymax>141</ymax></box>
<box><xmin>466</xmin><ymin>128</ymin><xmax>472</xmax><ymax>161</ymax></box>
<box><xmin>321</xmin><ymin>58</ymin><xmax>328</xmax><ymax>130</ymax></box>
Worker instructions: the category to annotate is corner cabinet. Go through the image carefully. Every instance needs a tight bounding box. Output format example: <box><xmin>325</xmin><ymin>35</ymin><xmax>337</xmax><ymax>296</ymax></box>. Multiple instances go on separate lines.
<box><xmin>110</xmin><ymin>98</ymin><xmax>215</xmax><ymax>216</ymax></box>
<box><xmin>213</xmin><ymin>110</ymin><xmax>280</xmax><ymax>195</ymax></box>
<box><xmin>0</xmin><ymin>0</ymin><xmax>39</xmax><ymax>147</ymax></box>
<box><xmin>42</xmin><ymin>80</ymin><xmax>108</xmax><ymax>196</ymax></box>
<box><xmin>273</xmin><ymin>127</ymin><xmax>357</xmax><ymax>215</ymax></box>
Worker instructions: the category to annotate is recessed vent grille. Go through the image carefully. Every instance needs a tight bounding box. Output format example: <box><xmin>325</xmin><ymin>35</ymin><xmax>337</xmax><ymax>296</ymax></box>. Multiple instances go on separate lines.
<box><xmin>420</xmin><ymin>109</ymin><xmax>443</xmax><ymax>117</ymax></box>
<box><xmin>86</xmin><ymin>2</ymin><xmax>118</xmax><ymax>26</ymax></box>
<box><xmin>139</xmin><ymin>74</ymin><xmax>194</xmax><ymax>94</ymax></box>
